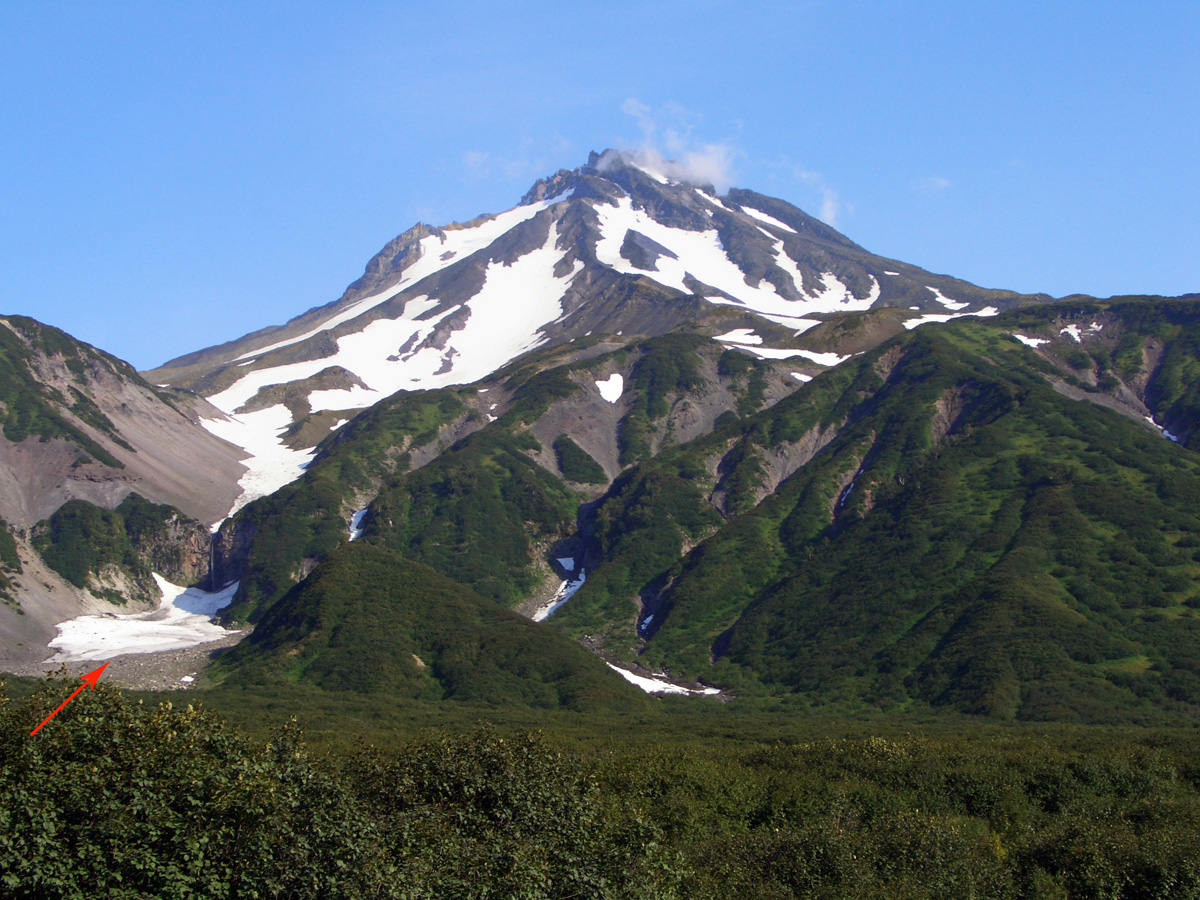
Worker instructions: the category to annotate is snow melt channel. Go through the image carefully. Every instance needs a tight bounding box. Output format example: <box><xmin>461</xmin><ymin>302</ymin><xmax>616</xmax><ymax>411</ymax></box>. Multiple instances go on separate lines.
<box><xmin>46</xmin><ymin>575</ymin><xmax>241</xmax><ymax>662</ymax></box>
<box><xmin>532</xmin><ymin>570</ymin><xmax>587</xmax><ymax>622</ymax></box>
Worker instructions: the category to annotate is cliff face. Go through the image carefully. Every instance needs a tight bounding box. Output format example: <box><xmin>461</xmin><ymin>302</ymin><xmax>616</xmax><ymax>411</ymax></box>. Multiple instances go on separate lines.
<box><xmin>28</xmin><ymin>493</ymin><xmax>212</xmax><ymax>607</ymax></box>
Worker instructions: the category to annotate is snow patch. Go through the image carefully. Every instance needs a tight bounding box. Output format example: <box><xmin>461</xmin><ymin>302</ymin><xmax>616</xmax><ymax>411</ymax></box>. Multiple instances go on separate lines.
<box><xmin>790</xmin><ymin>372</ymin><xmax>812</xmax><ymax>383</ymax></box>
<box><xmin>46</xmin><ymin>575</ymin><xmax>241</xmax><ymax>662</ymax></box>
<box><xmin>1014</xmin><ymin>335</ymin><xmax>1050</xmax><ymax>348</ymax></box>
<box><xmin>595</xmin><ymin>373</ymin><xmax>624</xmax><ymax>403</ymax></box>
<box><xmin>927</xmin><ymin>286</ymin><xmax>968</xmax><ymax>311</ymax></box>
<box><xmin>349</xmin><ymin>508</ymin><xmax>368</xmax><ymax>541</ymax></box>
<box><xmin>605</xmin><ymin>663</ymin><xmax>720</xmax><ymax>696</ymax></box>
<box><xmin>714</xmin><ymin>328</ymin><xmax>762</xmax><ymax>345</ymax></box>
<box><xmin>1061</xmin><ymin>324</ymin><xmax>1083</xmax><ymax>342</ymax></box>
<box><xmin>739</xmin><ymin>206</ymin><xmax>797</xmax><ymax>233</ymax></box>
<box><xmin>556</xmin><ymin>557</ymin><xmax>575</xmax><ymax>572</ymax></box>
<box><xmin>532</xmin><ymin>570</ymin><xmax>587</xmax><ymax>621</ymax></box>
<box><xmin>903</xmin><ymin>313</ymin><xmax>954</xmax><ymax>330</ymax></box>
<box><xmin>200</xmin><ymin>406</ymin><xmax>316</xmax><ymax>516</ymax></box>
<box><xmin>1146</xmin><ymin>416</ymin><xmax>1182</xmax><ymax>443</ymax></box>
<box><xmin>758</xmin><ymin>313</ymin><xmax>821</xmax><ymax>333</ymax></box>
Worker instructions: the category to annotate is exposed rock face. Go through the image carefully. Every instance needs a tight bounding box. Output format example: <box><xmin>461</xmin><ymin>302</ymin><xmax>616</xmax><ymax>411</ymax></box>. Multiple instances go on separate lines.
<box><xmin>0</xmin><ymin>316</ymin><xmax>244</xmax><ymax>529</ymax></box>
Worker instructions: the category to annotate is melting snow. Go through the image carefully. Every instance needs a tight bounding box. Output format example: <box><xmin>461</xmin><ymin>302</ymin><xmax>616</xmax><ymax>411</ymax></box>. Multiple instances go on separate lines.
<box><xmin>739</xmin><ymin>205</ymin><xmax>797</xmax><ymax>233</ymax></box>
<box><xmin>349</xmin><ymin>508</ymin><xmax>368</xmax><ymax>541</ymax></box>
<box><xmin>532</xmin><ymin>570</ymin><xmax>586</xmax><ymax>622</ymax></box>
<box><xmin>1014</xmin><ymin>335</ymin><xmax>1050</xmax><ymax>348</ymax></box>
<box><xmin>926</xmin><ymin>286</ymin><xmax>968</xmax><ymax>311</ymax></box>
<box><xmin>904</xmin><ymin>313</ymin><xmax>955</xmax><ymax>330</ymax></box>
<box><xmin>1061</xmin><ymin>324</ymin><xmax>1083</xmax><ymax>342</ymax></box>
<box><xmin>791</xmin><ymin>372</ymin><xmax>812</xmax><ymax>382</ymax></box>
<box><xmin>556</xmin><ymin>557</ymin><xmax>575</xmax><ymax>572</ymax></box>
<box><xmin>593</xmin><ymin>196</ymin><xmax>873</xmax><ymax>319</ymax></box>
<box><xmin>595</xmin><ymin>373</ymin><xmax>624</xmax><ymax>403</ymax></box>
<box><xmin>200</xmin><ymin>406</ymin><xmax>315</xmax><ymax>516</ymax></box>
<box><xmin>715</xmin><ymin>328</ymin><xmax>763</xmax><ymax>345</ymax></box>
<box><xmin>605</xmin><ymin>663</ymin><xmax>721</xmax><ymax>696</ymax></box>
<box><xmin>46</xmin><ymin>575</ymin><xmax>241</xmax><ymax>662</ymax></box>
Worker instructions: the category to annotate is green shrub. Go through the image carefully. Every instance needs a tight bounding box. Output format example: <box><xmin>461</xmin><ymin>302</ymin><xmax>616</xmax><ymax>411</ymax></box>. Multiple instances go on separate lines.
<box><xmin>553</xmin><ymin>434</ymin><xmax>607</xmax><ymax>484</ymax></box>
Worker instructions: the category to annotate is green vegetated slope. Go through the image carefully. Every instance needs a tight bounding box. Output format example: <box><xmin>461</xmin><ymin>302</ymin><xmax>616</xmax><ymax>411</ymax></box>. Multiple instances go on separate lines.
<box><xmin>31</xmin><ymin>493</ymin><xmax>209</xmax><ymax>604</ymax></box>
<box><xmin>215</xmin><ymin>542</ymin><xmax>644</xmax><ymax>711</ymax></box>
<box><xmin>220</xmin><ymin>332</ymin><xmax>778</xmax><ymax>623</ymax></box>
<box><xmin>555</xmin><ymin>298</ymin><xmax>1200</xmax><ymax>722</ymax></box>
<box><xmin>0</xmin><ymin>520</ymin><xmax>21</xmax><ymax>606</ymax></box>
<box><xmin>0</xmin><ymin>315</ymin><xmax>136</xmax><ymax>467</ymax></box>
<box><xmin>221</xmin><ymin>386</ymin><xmax>472</xmax><ymax>618</ymax></box>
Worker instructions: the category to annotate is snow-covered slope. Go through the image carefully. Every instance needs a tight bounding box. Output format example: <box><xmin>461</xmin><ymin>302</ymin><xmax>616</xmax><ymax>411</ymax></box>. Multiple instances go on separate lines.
<box><xmin>144</xmin><ymin>150</ymin><xmax>1040</xmax><ymax>516</ymax></box>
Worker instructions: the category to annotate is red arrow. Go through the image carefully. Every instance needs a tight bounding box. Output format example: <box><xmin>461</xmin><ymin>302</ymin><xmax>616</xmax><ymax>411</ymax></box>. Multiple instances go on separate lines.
<box><xmin>29</xmin><ymin>662</ymin><xmax>109</xmax><ymax>736</ymax></box>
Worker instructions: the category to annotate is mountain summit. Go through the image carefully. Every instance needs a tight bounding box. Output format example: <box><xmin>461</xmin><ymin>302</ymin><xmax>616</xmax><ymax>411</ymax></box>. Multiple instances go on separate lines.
<box><xmin>144</xmin><ymin>150</ymin><xmax>1043</xmax><ymax>515</ymax></box>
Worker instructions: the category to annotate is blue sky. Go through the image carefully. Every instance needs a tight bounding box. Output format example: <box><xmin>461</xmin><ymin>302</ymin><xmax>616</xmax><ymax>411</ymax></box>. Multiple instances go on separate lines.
<box><xmin>2</xmin><ymin>1</ymin><xmax>1197</xmax><ymax>370</ymax></box>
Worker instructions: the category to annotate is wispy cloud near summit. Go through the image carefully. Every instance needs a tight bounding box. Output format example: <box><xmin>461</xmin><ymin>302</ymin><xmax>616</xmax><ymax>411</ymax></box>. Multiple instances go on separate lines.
<box><xmin>609</xmin><ymin>98</ymin><xmax>737</xmax><ymax>192</ymax></box>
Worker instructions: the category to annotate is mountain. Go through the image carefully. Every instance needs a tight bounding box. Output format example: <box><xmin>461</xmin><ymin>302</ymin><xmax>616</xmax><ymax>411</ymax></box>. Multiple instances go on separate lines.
<box><xmin>5</xmin><ymin>151</ymin><xmax>1200</xmax><ymax>724</ymax></box>
<box><xmin>203</xmin><ymin>278</ymin><xmax>1200</xmax><ymax>721</ymax></box>
<box><xmin>0</xmin><ymin>315</ymin><xmax>247</xmax><ymax>668</ymax></box>
<box><xmin>144</xmin><ymin>149</ymin><xmax>1046</xmax><ymax>515</ymax></box>
<box><xmin>550</xmin><ymin>298</ymin><xmax>1200</xmax><ymax>721</ymax></box>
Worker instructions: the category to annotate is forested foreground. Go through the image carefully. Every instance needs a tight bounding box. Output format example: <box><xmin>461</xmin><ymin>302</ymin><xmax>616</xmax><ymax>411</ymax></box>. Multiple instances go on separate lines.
<box><xmin>3</xmin><ymin>679</ymin><xmax>1200</xmax><ymax>899</ymax></box>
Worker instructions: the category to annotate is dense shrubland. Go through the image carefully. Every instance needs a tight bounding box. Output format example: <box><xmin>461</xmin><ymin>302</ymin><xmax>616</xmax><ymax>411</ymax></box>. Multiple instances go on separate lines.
<box><xmin>4</xmin><ymin>676</ymin><xmax>1200</xmax><ymax>899</ymax></box>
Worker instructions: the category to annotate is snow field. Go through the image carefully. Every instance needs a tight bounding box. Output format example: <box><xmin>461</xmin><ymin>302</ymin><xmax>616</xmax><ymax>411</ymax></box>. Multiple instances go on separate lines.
<box><xmin>231</xmin><ymin>193</ymin><xmax>573</xmax><ymax>364</ymax></box>
<box><xmin>200</xmin><ymin>405</ymin><xmax>315</xmax><ymax>517</ymax></box>
<box><xmin>592</xmin><ymin>197</ymin><xmax>875</xmax><ymax>320</ymax></box>
<box><xmin>605</xmin><ymin>663</ymin><xmax>721</xmax><ymax>696</ymax></box>
<box><xmin>202</xmin><ymin>219</ymin><xmax>584</xmax><ymax>519</ymax></box>
<box><xmin>46</xmin><ymin>575</ymin><xmax>240</xmax><ymax>662</ymax></box>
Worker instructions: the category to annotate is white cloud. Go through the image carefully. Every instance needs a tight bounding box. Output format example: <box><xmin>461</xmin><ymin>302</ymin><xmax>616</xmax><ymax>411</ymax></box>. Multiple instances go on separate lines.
<box><xmin>612</xmin><ymin>98</ymin><xmax>736</xmax><ymax>192</ymax></box>
<box><xmin>915</xmin><ymin>175</ymin><xmax>953</xmax><ymax>192</ymax></box>
<box><xmin>795</xmin><ymin>167</ymin><xmax>848</xmax><ymax>227</ymax></box>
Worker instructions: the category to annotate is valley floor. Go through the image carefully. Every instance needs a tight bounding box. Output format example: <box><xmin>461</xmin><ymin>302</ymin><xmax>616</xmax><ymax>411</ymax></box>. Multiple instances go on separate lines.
<box><xmin>3</xmin><ymin>628</ymin><xmax>245</xmax><ymax>691</ymax></box>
